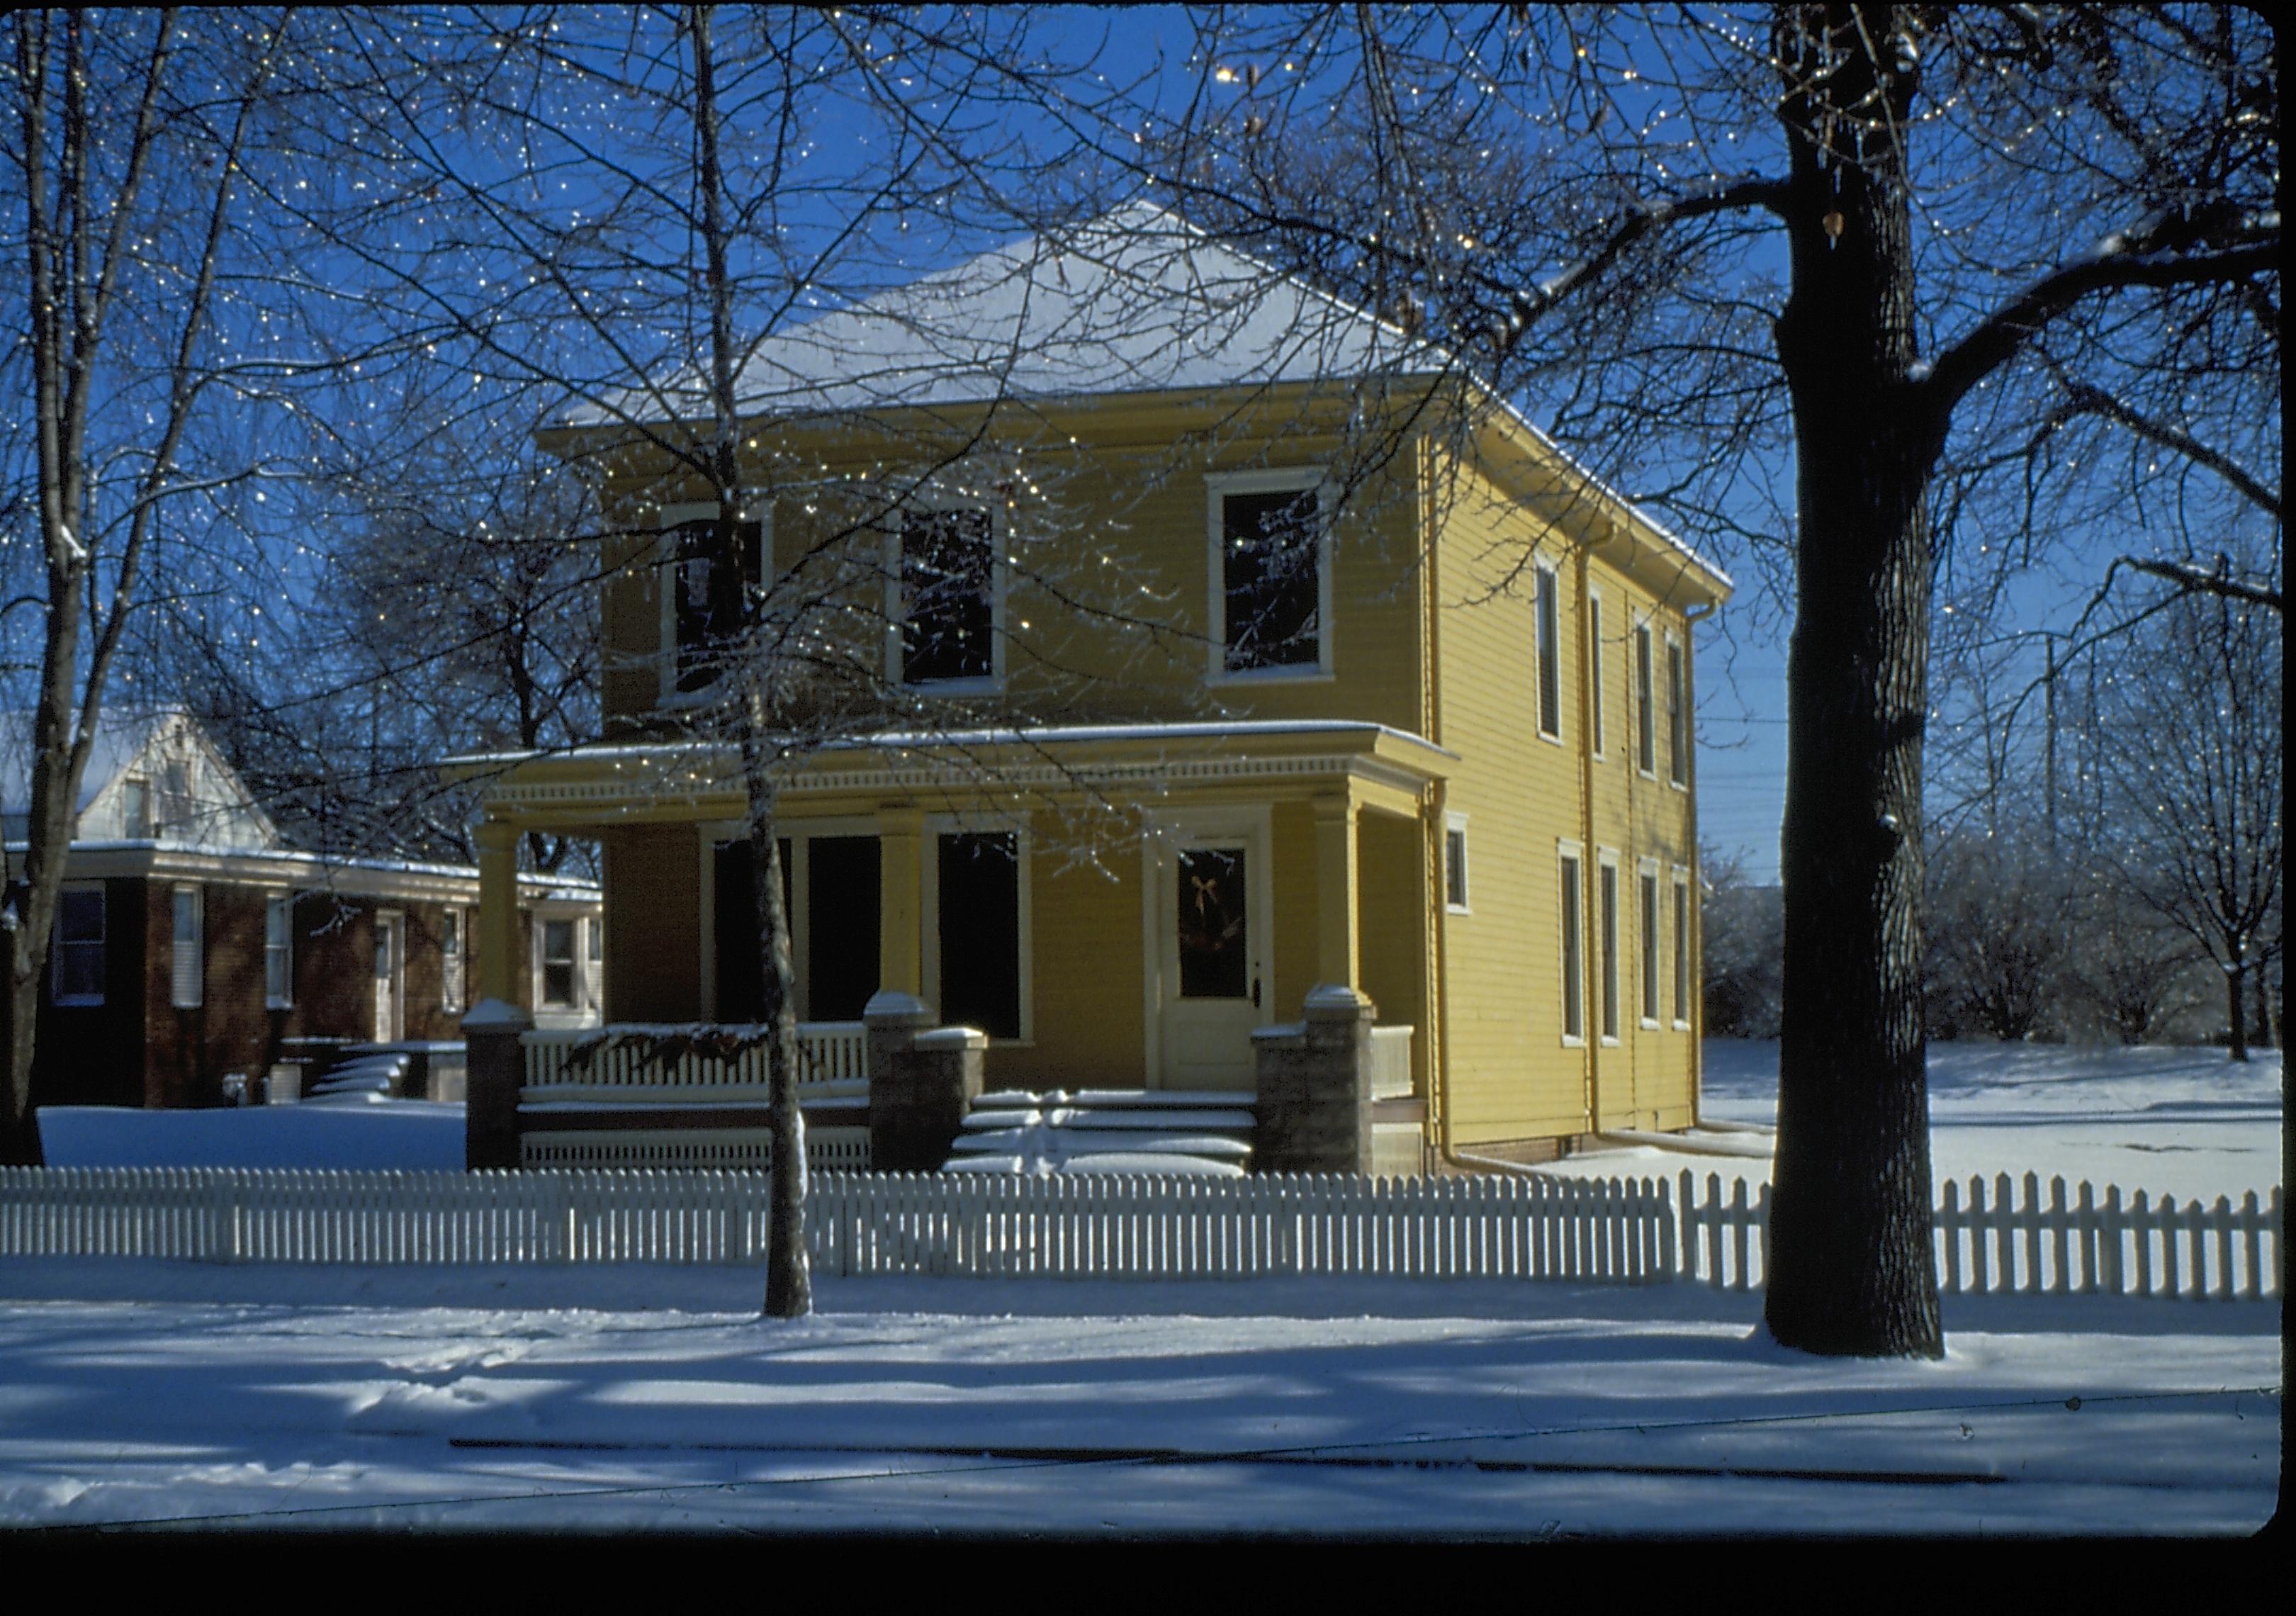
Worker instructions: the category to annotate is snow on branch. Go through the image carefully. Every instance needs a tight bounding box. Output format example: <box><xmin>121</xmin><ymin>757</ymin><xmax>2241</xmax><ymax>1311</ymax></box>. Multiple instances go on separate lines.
<box><xmin>1925</xmin><ymin>208</ymin><xmax>2280</xmax><ymax>419</ymax></box>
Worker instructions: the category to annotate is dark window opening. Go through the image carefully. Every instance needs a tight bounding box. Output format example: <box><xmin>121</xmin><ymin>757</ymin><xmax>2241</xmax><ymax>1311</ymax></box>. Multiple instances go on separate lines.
<box><xmin>806</xmin><ymin>836</ymin><xmax>880</xmax><ymax>1020</ymax></box>
<box><xmin>712</xmin><ymin>838</ymin><xmax>790</xmax><ymax>1023</ymax></box>
<box><xmin>541</xmin><ymin>919</ymin><xmax>577</xmax><ymax>1009</ymax></box>
<box><xmin>53</xmin><ymin>886</ymin><xmax>106</xmax><ymax>1004</ymax></box>
<box><xmin>671</xmin><ymin>517</ymin><xmax>763</xmax><ymax>694</ymax></box>
<box><xmin>1177</xmin><ymin>846</ymin><xmax>1250</xmax><ymax>999</ymax></box>
<box><xmin>938</xmin><ymin>832</ymin><xmax>1020</xmax><ymax>1039</ymax></box>
<box><xmin>1221</xmin><ymin>487</ymin><xmax>1320</xmax><ymax>673</ymax></box>
<box><xmin>901</xmin><ymin>507</ymin><xmax>995</xmax><ymax>685</ymax></box>
<box><xmin>1535</xmin><ymin>568</ymin><xmax>1562</xmax><ymax>738</ymax></box>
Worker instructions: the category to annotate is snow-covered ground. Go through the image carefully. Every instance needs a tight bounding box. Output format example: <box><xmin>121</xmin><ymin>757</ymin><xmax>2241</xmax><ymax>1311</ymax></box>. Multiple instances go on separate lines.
<box><xmin>6</xmin><ymin>1038</ymin><xmax>2275</xmax><ymax>1535</ymax></box>
<box><xmin>1534</xmin><ymin>1040</ymin><xmax>2285</xmax><ymax>1205</ymax></box>
<box><xmin>0</xmin><ymin>1260</ymin><xmax>2276</xmax><ymax>1535</ymax></box>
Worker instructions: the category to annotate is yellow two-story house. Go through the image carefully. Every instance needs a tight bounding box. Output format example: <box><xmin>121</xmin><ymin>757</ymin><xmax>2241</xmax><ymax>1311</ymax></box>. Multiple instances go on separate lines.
<box><xmin>451</xmin><ymin>204</ymin><xmax>1731</xmax><ymax>1169</ymax></box>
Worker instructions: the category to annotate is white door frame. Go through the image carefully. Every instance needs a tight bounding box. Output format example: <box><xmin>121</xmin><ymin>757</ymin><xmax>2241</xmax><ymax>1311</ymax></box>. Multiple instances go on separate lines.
<box><xmin>1140</xmin><ymin>805</ymin><xmax>1275</xmax><ymax>1089</ymax></box>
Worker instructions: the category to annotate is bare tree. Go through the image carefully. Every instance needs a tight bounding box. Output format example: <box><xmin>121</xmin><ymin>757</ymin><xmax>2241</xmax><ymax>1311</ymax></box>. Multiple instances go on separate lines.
<box><xmin>1085</xmin><ymin>4</ymin><xmax>2278</xmax><ymax>1354</ymax></box>
<box><xmin>1</xmin><ymin>9</ymin><xmax>301</xmax><ymax>1161</ymax></box>
<box><xmin>2090</xmin><ymin>583</ymin><xmax>2281</xmax><ymax>1062</ymax></box>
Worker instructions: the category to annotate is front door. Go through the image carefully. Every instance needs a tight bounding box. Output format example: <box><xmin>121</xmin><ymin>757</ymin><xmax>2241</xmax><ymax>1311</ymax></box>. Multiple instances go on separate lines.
<box><xmin>373</xmin><ymin>913</ymin><xmax>403</xmax><ymax>1041</ymax></box>
<box><xmin>1152</xmin><ymin>814</ymin><xmax>1270</xmax><ymax>1091</ymax></box>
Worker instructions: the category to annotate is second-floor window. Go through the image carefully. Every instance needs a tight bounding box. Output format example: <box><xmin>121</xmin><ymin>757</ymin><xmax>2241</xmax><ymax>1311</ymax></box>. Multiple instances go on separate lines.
<box><xmin>897</xmin><ymin>506</ymin><xmax>997</xmax><ymax>687</ymax></box>
<box><xmin>1210</xmin><ymin>471</ymin><xmax>1329</xmax><ymax>678</ymax></box>
<box><xmin>1534</xmin><ymin>564</ymin><xmax>1563</xmax><ymax>739</ymax></box>
<box><xmin>1667</xmin><ymin>636</ymin><xmax>1689</xmax><ymax>787</ymax></box>
<box><xmin>665</xmin><ymin>517</ymin><xmax>763</xmax><ymax>696</ymax></box>
<box><xmin>1635</xmin><ymin>622</ymin><xmax>1657</xmax><ymax>776</ymax></box>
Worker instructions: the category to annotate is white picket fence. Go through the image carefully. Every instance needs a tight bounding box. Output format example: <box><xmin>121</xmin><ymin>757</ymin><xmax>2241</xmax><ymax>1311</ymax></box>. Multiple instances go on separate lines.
<box><xmin>0</xmin><ymin>1167</ymin><xmax>2277</xmax><ymax>1297</ymax></box>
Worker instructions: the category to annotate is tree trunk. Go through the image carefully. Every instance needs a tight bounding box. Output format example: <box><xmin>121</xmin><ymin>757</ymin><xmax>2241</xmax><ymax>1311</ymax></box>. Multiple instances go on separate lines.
<box><xmin>742</xmin><ymin>697</ymin><xmax>811</xmax><ymax>1318</ymax></box>
<box><xmin>1762</xmin><ymin>4</ymin><xmax>1944</xmax><ymax>1358</ymax></box>
<box><xmin>2224</xmin><ymin>958</ymin><xmax>2249</xmax><ymax>1062</ymax></box>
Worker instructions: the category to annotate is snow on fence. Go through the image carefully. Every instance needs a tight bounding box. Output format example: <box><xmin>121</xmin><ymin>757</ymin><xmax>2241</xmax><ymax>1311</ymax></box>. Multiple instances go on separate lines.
<box><xmin>0</xmin><ymin>1167</ymin><xmax>2275</xmax><ymax>1296</ymax></box>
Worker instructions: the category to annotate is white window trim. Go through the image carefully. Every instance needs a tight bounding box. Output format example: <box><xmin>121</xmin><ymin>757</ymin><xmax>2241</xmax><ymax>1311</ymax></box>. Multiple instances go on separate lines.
<box><xmin>655</xmin><ymin>498</ymin><xmax>770</xmax><ymax>711</ymax></box>
<box><xmin>1587</xmin><ymin>588</ymin><xmax>1607</xmax><ymax>761</ymax></box>
<box><xmin>921</xmin><ymin>812</ymin><xmax>1035</xmax><ymax>1045</ymax></box>
<box><xmin>884</xmin><ymin>490</ymin><xmax>1008</xmax><ymax>697</ymax></box>
<box><xmin>1533</xmin><ymin>561</ymin><xmax>1565</xmax><ymax>746</ymax></box>
<box><xmin>1638</xmin><ymin>858</ymin><xmax>1663</xmax><ymax>1030</ymax></box>
<box><xmin>51</xmin><ymin>882</ymin><xmax>106</xmax><ymax>1007</ymax></box>
<box><xmin>1633</xmin><ymin>618</ymin><xmax>1658</xmax><ymax>780</ymax></box>
<box><xmin>171</xmin><ymin>884</ymin><xmax>204</xmax><ymax>1011</ymax></box>
<box><xmin>1204</xmin><ymin>466</ymin><xmax>1337</xmax><ymax>686</ymax></box>
<box><xmin>1665</xmin><ymin>629</ymin><xmax>1690</xmax><ymax>791</ymax></box>
<box><xmin>262</xmin><ymin>889</ymin><xmax>294</xmax><ymax>1011</ymax></box>
<box><xmin>1596</xmin><ymin>848</ymin><xmax>1621</xmax><ymax>1047</ymax></box>
<box><xmin>1444</xmin><ymin>812</ymin><xmax>1472</xmax><ymax>915</ymax></box>
<box><xmin>1671</xmin><ymin>864</ymin><xmax>1695</xmax><ymax>1030</ymax></box>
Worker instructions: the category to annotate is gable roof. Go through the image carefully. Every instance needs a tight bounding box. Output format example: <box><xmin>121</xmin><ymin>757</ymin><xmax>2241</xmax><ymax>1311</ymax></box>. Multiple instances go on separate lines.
<box><xmin>0</xmin><ymin>707</ymin><xmax>281</xmax><ymax>851</ymax></box>
<box><xmin>563</xmin><ymin>201</ymin><xmax>1438</xmax><ymax>428</ymax></box>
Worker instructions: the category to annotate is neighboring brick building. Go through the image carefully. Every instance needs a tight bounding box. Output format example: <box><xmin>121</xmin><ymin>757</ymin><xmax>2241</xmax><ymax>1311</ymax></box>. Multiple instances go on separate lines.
<box><xmin>4</xmin><ymin>709</ymin><xmax>599</xmax><ymax>1110</ymax></box>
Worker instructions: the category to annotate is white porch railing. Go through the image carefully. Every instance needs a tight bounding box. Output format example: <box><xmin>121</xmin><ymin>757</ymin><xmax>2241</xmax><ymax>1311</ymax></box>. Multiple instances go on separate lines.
<box><xmin>520</xmin><ymin>1022</ymin><xmax>868</xmax><ymax>1101</ymax></box>
<box><xmin>1</xmin><ymin>1166</ymin><xmax>2275</xmax><ymax>1298</ymax></box>
<box><xmin>1369</xmin><ymin>1026</ymin><xmax>1414</xmax><ymax>1100</ymax></box>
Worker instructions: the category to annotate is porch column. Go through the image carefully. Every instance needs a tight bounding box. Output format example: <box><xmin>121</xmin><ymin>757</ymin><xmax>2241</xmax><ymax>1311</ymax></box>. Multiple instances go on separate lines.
<box><xmin>877</xmin><ymin>805</ymin><xmax>925</xmax><ymax>1006</ymax></box>
<box><xmin>1312</xmin><ymin>788</ymin><xmax>1365</xmax><ymax>1004</ymax></box>
<box><xmin>475</xmin><ymin>818</ymin><xmax>524</xmax><ymax>1008</ymax></box>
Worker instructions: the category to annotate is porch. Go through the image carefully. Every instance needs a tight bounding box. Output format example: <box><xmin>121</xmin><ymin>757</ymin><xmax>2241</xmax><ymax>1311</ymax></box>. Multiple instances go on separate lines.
<box><xmin>450</xmin><ymin>721</ymin><xmax>1451</xmax><ymax>1172</ymax></box>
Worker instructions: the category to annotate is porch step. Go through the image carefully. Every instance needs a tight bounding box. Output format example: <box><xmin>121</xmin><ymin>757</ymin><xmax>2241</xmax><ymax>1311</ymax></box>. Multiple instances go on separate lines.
<box><xmin>947</xmin><ymin>1088</ymin><xmax>1255</xmax><ymax>1176</ymax></box>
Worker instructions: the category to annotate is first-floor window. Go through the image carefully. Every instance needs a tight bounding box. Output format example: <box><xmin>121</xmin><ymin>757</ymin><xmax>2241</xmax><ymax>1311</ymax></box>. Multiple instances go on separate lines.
<box><xmin>1558</xmin><ymin>851</ymin><xmax>1584</xmax><ymax>1043</ymax></box>
<box><xmin>1444</xmin><ymin>819</ymin><xmax>1470</xmax><ymax>912</ymax></box>
<box><xmin>441</xmin><ymin>908</ymin><xmax>465</xmax><ymax>1014</ymax></box>
<box><xmin>1598</xmin><ymin>858</ymin><xmax>1620</xmax><ymax>1043</ymax></box>
<box><xmin>540</xmin><ymin>918</ymin><xmax>577</xmax><ymax>1009</ymax></box>
<box><xmin>171</xmin><ymin>885</ymin><xmax>203</xmax><ymax>1009</ymax></box>
<box><xmin>938</xmin><ymin>831</ymin><xmax>1023</xmax><ymax>1040</ymax></box>
<box><xmin>1672</xmin><ymin>873</ymin><xmax>1693</xmax><ymax>1027</ymax></box>
<box><xmin>1639</xmin><ymin>867</ymin><xmax>1661</xmax><ymax>1026</ymax></box>
<box><xmin>52</xmin><ymin>885</ymin><xmax>106</xmax><ymax>1005</ymax></box>
<box><xmin>265</xmin><ymin>895</ymin><xmax>294</xmax><ymax>1009</ymax></box>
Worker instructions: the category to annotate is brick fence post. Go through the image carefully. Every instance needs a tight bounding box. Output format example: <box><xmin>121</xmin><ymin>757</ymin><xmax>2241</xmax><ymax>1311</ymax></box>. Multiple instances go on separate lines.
<box><xmin>1251</xmin><ymin>985</ymin><xmax>1375</xmax><ymax>1174</ymax></box>
<box><xmin>866</xmin><ymin>991</ymin><xmax>984</xmax><ymax>1171</ymax></box>
<box><xmin>462</xmin><ymin>998</ymin><xmax>531</xmax><ymax>1171</ymax></box>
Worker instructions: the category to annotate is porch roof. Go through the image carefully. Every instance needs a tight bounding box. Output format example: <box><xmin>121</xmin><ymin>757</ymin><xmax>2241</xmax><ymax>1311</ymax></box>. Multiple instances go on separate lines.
<box><xmin>446</xmin><ymin>719</ymin><xmax>1453</xmax><ymax>827</ymax></box>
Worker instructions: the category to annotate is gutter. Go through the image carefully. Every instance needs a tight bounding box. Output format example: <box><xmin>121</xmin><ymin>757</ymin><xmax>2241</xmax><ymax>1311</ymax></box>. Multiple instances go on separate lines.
<box><xmin>1683</xmin><ymin>598</ymin><xmax>1718</xmax><ymax>1129</ymax></box>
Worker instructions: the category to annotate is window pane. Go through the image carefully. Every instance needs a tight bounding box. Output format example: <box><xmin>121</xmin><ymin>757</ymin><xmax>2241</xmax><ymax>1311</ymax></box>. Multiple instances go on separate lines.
<box><xmin>1589</xmin><ymin>600</ymin><xmax>1606</xmax><ymax>754</ymax></box>
<box><xmin>1668</xmin><ymin>641</ymin><xmax>1688</xmax><ymax>784</ymax></box>
<box><xmin>1599</xmin><ymin>865</ymin><xmax>1619</xmax><ymax>1040</ymax></box>
<box><xmin>1560</xmin><ymin>857</ymin><xmax>1582</xmax><ymax>1040</ymax></box>
<box><xmin>938</xmin><ymin>833</ymin><xmax>1020</xmax><ymax>1039</ymax></box>
<box><xmin>673</xmin><ymin>519</ymin><xmax>762</xmax><ymax>693</ymax></box>
<box><xmin>901</xmin><ymin>508</ymin><xmax>995</xmax><ymax>684</ymax></box>
<box><xmin>1176</xmin><ymin>846</ymin><xmax>1249</xmax><ymax>999</ymax></box>
<box><xmin>1222</xmin><ymin>488</ymin><xmax>1319</xmax><ymax>671</ymax></box>
<box><xmin>807</xmin><ymin>836</ymin><xmax>882</xmax><ymax>1020</ymax></box>
<box><xmin>1636</xmin><ymin>628</ymin><xmax>1655</xmax><ymax>773</ymax></box>
<box><xmin>1641</xmin><ymin>873</ymin><xmax>1660</xmax><ymax>1022</ymax></box>
<box><xmin>1536</xmin><ymin>569</ymin><xmax>1561</xmax><ymax>737</ymax></box>
<box><xmin>59</xmin><ymin>887</ymin><xmax>103</xmax><ymax>944</ymax></box>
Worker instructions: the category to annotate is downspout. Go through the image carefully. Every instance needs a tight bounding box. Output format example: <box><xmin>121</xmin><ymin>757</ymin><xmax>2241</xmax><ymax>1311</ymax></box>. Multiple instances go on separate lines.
<box><xmin>1419</xmin><ymin>434</ymin><xmax>1451</xmax><ymax>1174</ymax></box>
<box><xmin>1683</xmin><ymin>598</ymin><xmax>1717</xmax><ymax>1129</ymax></box>
<box><xmin>1577</xmin><ymin>546</ymin><xmax>1602</xmax><ymax>1145</ymax></box>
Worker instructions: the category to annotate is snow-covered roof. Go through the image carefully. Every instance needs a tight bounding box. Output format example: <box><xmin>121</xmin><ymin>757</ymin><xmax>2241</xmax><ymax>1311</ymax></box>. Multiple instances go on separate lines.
<box><xmin>0</xmin><ymin>707</ymin><xmax>281</xmax><ymax>851</ymax></box>
<box><xmin>0</xmin><ymin>707</ymin><xmax>171</xmax><ymax>819</ymax></box>
<box><xmin>563</xmin><ymin>201</ymin><xmax>1439</xmax><ymax>428</ymax></box>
